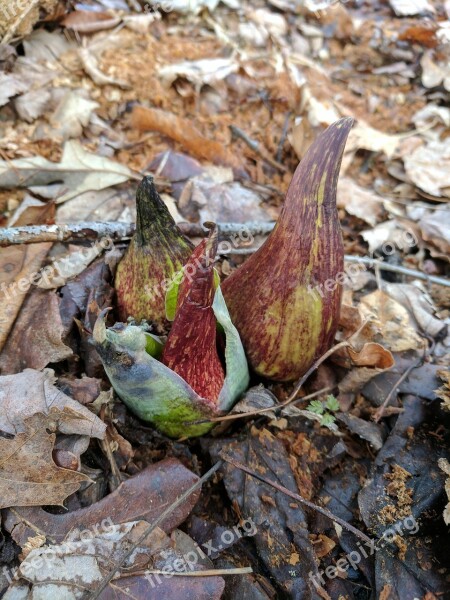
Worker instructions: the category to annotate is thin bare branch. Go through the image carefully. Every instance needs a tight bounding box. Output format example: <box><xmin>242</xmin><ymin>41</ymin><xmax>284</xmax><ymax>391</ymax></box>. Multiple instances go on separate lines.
<box><xmin>1</xmin><ymin>221</ymin><xmax>448</xmax><ymax>287</ymax></box>
<box><xmin>221</xmin><ymin>454</ymin><xmax>372</xmax><ymax>545</ymax></box>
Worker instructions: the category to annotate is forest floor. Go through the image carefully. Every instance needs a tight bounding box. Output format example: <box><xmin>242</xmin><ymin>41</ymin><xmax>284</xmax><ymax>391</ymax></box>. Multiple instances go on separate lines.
<box><xmin>0</xmin><ymin>1</ymin><xmax>449</xmax><ymax>599</ymax></box>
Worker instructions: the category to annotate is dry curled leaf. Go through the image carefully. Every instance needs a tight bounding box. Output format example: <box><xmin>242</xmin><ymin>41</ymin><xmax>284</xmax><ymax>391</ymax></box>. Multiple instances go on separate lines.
<box><xmin>0</xmin><ymin>140</ymin><xmax>132</xmax><ymax>203</ymax></box>
<box><xmin>78</xmin><ymin>46</ymin><xmax>131</xmax><ymax>89</ymax></box>
<box><xmin>0</xmin><ymin>290</ymin><xmax>73</xmax><ymax>374</ymax></box>
<box><xmin>0</xmin><ymin>410</ymin><xmax>90</xmax><ymax>509</ymax></box>
<box><xmin>336</xmin><ymin>342</ymin><xmax>395</xmax><ymax>395</ymax></box>
<box><xmin>404</xmin><ymin>138</ymin><xmax>450</xmax><ymax>197</ymax></box>
<box><xmin>0</xmin><ymin>242</ymin><xmax>51</xmax><ymax>353</ymax></box>
<box><xmin>337</xmin><ymin>178</ymin><xmax>384</xmax><ymax>227</ymax></box>
<box><xmin>0</xmin><ymin>368</ymin><xmax>106</xmax><ymax>438</ymax></box>
<box><xmin>61</xmin><ymin>10</ymin><xmax>121</xmax><ymax>33</ymax></box>
<box><xmin>359</xmin><ymin>290</ymin><xmax>425</xmax><ymax>352</ymax></box>
<box><xmin>384</xmin><ymin>282</ymin><xmax>446</xmax><ymax>339</ymax></box>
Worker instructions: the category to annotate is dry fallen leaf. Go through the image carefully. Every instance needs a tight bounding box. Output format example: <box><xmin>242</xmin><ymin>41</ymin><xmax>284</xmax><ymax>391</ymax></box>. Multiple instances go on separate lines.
<box><xmin>418</xmin><ymin>207</ymin><xmax>450</xmax><ymax>259</ymax></box>
<box><xmin>0</xmin><ymin>72</ymin><xmax>28</xmax><ymax>107</ymax></box>
<box><xmin>404</xmin><ymin>138</ymin><xmax>450</xmax><ymax>197</ymax></box>
<box><xmin>361</xmin><ymin>220</ymin><xmax>418</xmax><ymax>255</ymax></box>
<box><xmin>359</xmin><ymin>289</ymin><xmax>425</xmax><ymax>352</ymax></box>
<box><xmin>43</xmin><ymin>90</ymin><xmax>99</xmax><ymax>142</ymax></box>
<box><xmin>61</xmin><ymin>9</ymin><xmax>121</xmax><ymax>33</ymax></box>
<box><xmin>438</xmin><ymin>458</ymin><xmax>450</xmax><ymax>525</ymax></box>
<box><xmin>345</xmin><ymin>119</ymin><xmax>401</xmax><ymax>159</ymax></box>
<box><xmin>158</xmin><ymin>57</ymin><xmax>238</xmax><ymax>87</ymax></box>
<box><xmin>9</xmin><ymin>30</ymin><xmax>75</xmax><ymax>122</ymax></box>
<box><xmin>56</xmin><ymin>188</ymin><xmax>135</xmax><ymax>223</ymax></box>
<box><xmin>0</xmin><ymin>368</ymin><xmax>106</xmax><ymax>438</ymax></box>
<box><xmin>166</xmin><ymin>0</ymin><xmax>224</xmax><ymax>13</ymax></box>
<box><xmin>179</xmin><ymin>175</ymin><xmax>273</xmax><ymax>223</ymax></box>
<box><xmin>8</xmin><ymin>195</ymin><xmax>55</xmax><ymax>228</ymax></box>
<box><xmin>0</xmin><ymin>243</ymin><xmax>51</xmax><ymax>353</ymax></box>
<box><xmin>5</xmin><ymin>522</ymin><xmax>168</xmax><ymax>599</ymax></box>
<box><xmin>338</xmin><ymin>342</ymin><xmax>395</xmax><ymax>395</ymax></box>
<box><xmin>337</xmin><ymin>178</ymin><xmax>384</xmax><ymax>226</ymax></box>
<box><xmin>0</xmin><ymin>140</ymin><xmax>133</xmax><ymax>203</ymax></box>
<box><xmin>36</xmin><ymin>244</ymin><xmax>110</xmax><ymax>289</ymax></box>
<box><xmin>421</xmin><ymin>49</ymin><xmax>450</xmax><ymax>91</ymax></box>
<box><xmin>288</xmin><ymin>116</ymin><xmax>317</xmax><ymax>160</ymax></box>
<box><xmin>78</xmin><ymin>45</ymin><xmax>131</xmax><ymax>89</ymax></box>
<box><xmin>389</xmin><ymin>0</ymin><xmax>434</xmax><ymax>16</ymax></box>
<box><xmin>384</xmin><ymin>282</ymin><xmax>446</xmax><ymax>339</ymax></box>
<box><xmin>0</xmin><ymin>410</ymin><xmax>90</xmax><ymax>509</ymax></box>
<box><xmin>0</xmin><ymin>290</ymin><xmax>73</xmax><ymax>374</ymax></box>
<box><xmin>4</xmin><ymin>458</ymin><xmax>201</xmax><ymax>548</ymax></box>
<box><xmin>435</xmin><ymin>369</ymin><xmax>450</xmax><ymax>411</ymax></box>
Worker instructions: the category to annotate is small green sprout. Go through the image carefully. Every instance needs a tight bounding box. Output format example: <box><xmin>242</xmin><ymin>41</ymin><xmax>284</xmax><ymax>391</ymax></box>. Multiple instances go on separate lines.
<box><xmin>307</xmin><ymin>394</ymin><xmax>340</xmax><ymax>429</ymax></box>
<box><xmin>325</xmin><ymin>395</ymin><xmax>340</xmax><ymax>412</ymax></box>
<box><xmin>307</xmin><ymin>399</ymin><xmax>325</xmax><ymax>415</ymax></box>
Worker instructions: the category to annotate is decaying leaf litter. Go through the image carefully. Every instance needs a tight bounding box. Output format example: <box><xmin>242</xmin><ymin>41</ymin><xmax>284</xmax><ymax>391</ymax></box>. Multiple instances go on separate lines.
<box><xmin>0</xmin><ymin>0</ymin><xmax>449</xmax><ymax>598</ymax></box>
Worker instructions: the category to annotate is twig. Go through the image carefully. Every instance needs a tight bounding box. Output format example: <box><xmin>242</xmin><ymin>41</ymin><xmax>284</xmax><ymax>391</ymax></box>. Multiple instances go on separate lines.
<box><xmin>1</xmin><ymin>222</ymin><xmax>449</xmax><ymax>288</ymax></box>
<box><xmin>0</xmin><ymin>221</ymin><xmax>274</xmax><ymax>246</ymax></box>
<box><xmin>140</xmin><ymin>567</ymin><xmax>253</xmax><ymax>577</ymax></box>
<box><xmin>87</xmin><ymin>461</ymin><xmax>223</xmax><ymax>600</ymax></box>
<box><xmin>276</xmin><ymin>111</ymin><xmax>292</xmax><ymax>163</ymax></box>
<box><xmin>230</xmin><ymin>125</ymin><xmax>288</xmax><ymax>172</ymax></box>
<box><xmin>188</xmin><ymin>386</ymin><xmax>334</xmax><ymax>426</ymax></box>
<box><xmin>344</xmin><ymin>255</ymin><xmax>450</xmax><ymax>288</ymax></box>
<box><xmin>373</xmin><ymin>353</ymin><xmax>424</xmax><ymax>422</ymax></box>
<box><xmin>221</xmin><ymin>455</ymin><xmax>372</xmax><ymax>545</ymax></box>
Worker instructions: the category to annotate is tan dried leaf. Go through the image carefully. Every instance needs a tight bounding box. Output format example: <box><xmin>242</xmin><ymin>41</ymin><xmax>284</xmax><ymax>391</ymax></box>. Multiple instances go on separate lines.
<box><xmin>418</xmin><ymin>208</ymin><xmax>450</xmax><ymax>259</ymax></box>
<box><xmin>0</xmin><ymin>411</ymin><xmax>90</xmax><ymax>509</ymax></box>
<box><xmin>337</xmin><ymin>178</ymin><xmax>384</xmax><ymax>226</ymax></box>
<box><xmin>435</xmin><ymin>370</ymin><xmax>450</xmax><ymax>411</ymax></box>
<box><xmin>359</xmin><ymin>290</ymin><xmax>425</xmax><ymax>352</ymax></box>
<box><xmin>385</xmin><ymin>282</ymin><xmax>446</xmax><ymax>339</ymax></box>
<box><xmin>0</xmin><ymin>141</ymin><xmax>132</xmax><ymax>203</ymax></box>
<box><xmin>6</xmin><ymin>522</ymin><xmax>167</xmax><ymax>597</ymax></box>
<box><xmin>0</xmin><ymin>369</ymin><xmax>106</xmax><ymax>438</ymax></box>
<box><xmin>338</xmin><ymin>342</ymin><xmax>395</xmax><ymax>394</ymax></box>
<box><xmin>404</xmin><ymin>138</ymin><xmax>450</xmax><ymax>197</ymax></box>
<box><xmin>0</xmin><ymin>291</ymin><xmax>73</xmax><ymax>374</ymax></box>
<box><xmin>0</xmin><ymin>242</ymin><xmax>51</xmax><ymax>353</ymax></box>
